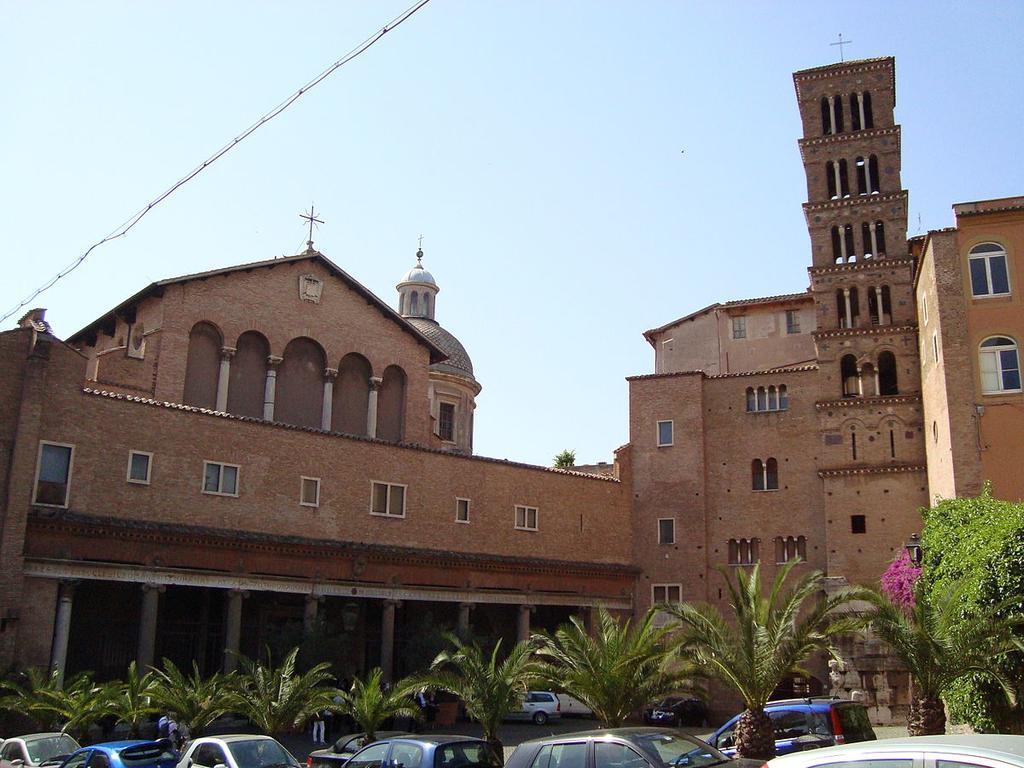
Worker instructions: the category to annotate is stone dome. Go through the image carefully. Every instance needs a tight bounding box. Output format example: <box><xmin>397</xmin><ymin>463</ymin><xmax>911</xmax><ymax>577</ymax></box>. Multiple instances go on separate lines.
<box><xmin>400</xmin><ymin>249</ymin><xmax>436</xmax><ymax>286</ymax></box>
<box><xmin>406</xmin><ymin>317</ymin><xmax>475</xmax><ymax>381</ymax></box>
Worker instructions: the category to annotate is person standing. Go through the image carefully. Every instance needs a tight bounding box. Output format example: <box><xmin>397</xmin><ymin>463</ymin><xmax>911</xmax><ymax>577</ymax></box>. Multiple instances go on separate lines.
<box><xmin>311</xmin><ymin>710</ymin><xmax>325</xmax><ymax>745</ymax></box>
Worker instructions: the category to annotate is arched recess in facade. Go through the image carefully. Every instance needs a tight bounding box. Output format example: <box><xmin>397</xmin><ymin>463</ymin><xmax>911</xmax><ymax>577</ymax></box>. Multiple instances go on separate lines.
<box><xmin>377</xmin><ymin>364</ymin><xmax>407</xmax><ymax>442</ymax></box>
<box><xmin>276</xmin><ymin>337</ymin><xmax>326</xmax><ymax>429</ymax></box>
<box><xmin>334</xmin><ymin>353</ymin><xmax>372</xmax><ymax>436</ymax></box>
<box><xmin>183</xmin><ymin>321</ymin><xmax>222</xmax><ymax>409</ymax></box>
<box><xmin>228</xmin><ymin>331</ymin><xmax>269</xmax><ymax>418</ymax></box>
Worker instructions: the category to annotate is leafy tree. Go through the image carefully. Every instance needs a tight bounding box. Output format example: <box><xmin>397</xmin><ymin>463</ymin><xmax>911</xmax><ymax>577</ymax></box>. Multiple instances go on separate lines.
<box><xmin>151</xmin><ymin>660</ymin><xmax>232</xmax><ymax>739</ymax></box>
<box><xmin>535</xmin><ymin>607</ymin><xmax>694</xmax><ymax>727</ymax></box>
<box><xmin>108</xmin><ymin>662</ymin><xmax>159</xmax><ymax>738</ymax></box>
<box><xmin>333</xmin><ymin>668</ymin><xmax>419</xmax><ymax>741</ymax></box>
<box><xmin>918</xmin><ymin>487</ymin><xmax>1024</xmax><ymax>733</ymax></box>
<box><xmin>854</xmin><ymin>581</ymin><xmax>1023</xmax><ymax>736</ymax></box>
<box><xmin>415</xmin><ymin>635</ymin><xmax>543</xmax><ymax>763</ymax></box>
<box><xmin>667</xmin><ymin>562</ymin><xmax>859</xmax><ymax>760</ymax></box>
<box><xmin>228</xmin><ymin>647</ymin><xmax>338</xmax><ymax>736</ymax></box>
<box><xmin>553</xmin><ymin>450</ymin><xmax>576</xmax><ymax>469</ymax></box>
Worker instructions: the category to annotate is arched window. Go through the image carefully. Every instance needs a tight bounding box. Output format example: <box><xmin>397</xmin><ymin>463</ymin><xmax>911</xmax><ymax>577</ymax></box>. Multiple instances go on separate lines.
<box><xmin>862</xmin><ymin>92</ymin><xmax>874</xmax><ymax>128</ymax></box>
<box><xmin>878</xmin><ymin>351</ymin><xmax>899</xmax><ymax>396</ymax></box>
<box><xmin>410</xmin><ymin>291</ymin><xmax>419</xmax><ymax>315</ymax></box>
<box><xmin>869</xmin><ymin>156</ymin><xmax>880</xmax><ymax>193</ymax></box>
<box><xmin>765</xmin><ymin>458</ymin><xmax>779</xmax><ymax>490</ymax></box>
<box><xmin>826</xmin><ymin>162</ymin><xmax>837</xmax><ymax>199</ymax></box>
<box><xmin>183</xmin><ymin>321</ymin><xmax>222</xmax><ymax>409</ymax></box>
<box><xmin>875</xmin><ymin>221</ymin><xmax>887</xmax><ymax>255</ymax></box>
<box><xmin>850</xmin><ymin>93</ymin><xmax>861</xmax><ymax>131</ymax></box>
<box><xmin>969</xmin><ymin>243</ymin><xmax>1010</xmax><ymax>297</ymax></box>
<box><xmin>844</xmin><ymin>225</ymin><xmax>856</xmax><ymax>261</ymax></box>
<box><xmin>881</xmin><ymin>286</ymin><xmax>892</xmax><ymax>324</ymax></box>
<box><xmin>778</xmin><ymin>384</ymin><xmax>789</xmax><ymax>410</ymax></box>
<box><xmin>855</xmin><ymin>156</ymin><xmax>868</xmax><ymax>194</ymax></box>
<box><xmin>820</xmin><ymin>97</ymin><xmax>831</xmax><ymax>135</ymax></box>
<box><xmin>752</xmin><ymin>459</ymin><xmax>765</xmax><ymax>491</ymax></box>
<box><xmin>757</xmin><ymin>387</ymin><xmax>767</xmax><ymax>411</ymax></box>
<box><xmin>831</xmin><ymin>226</ymin><xmax>843</xmax><ymax>263</ymax></box>
<box><xmin>776</xmin><ymin>535</ymin><xmax>806</xmax><ymax>564</ymax></box>
<box><xmin>861</xmin><ymin>362</ymin><xmax>878</xmax><ymax>397</ymax></box>
<box><xmin>746</xmin><ymin>387</ymin><xmax>756</xmax><ymax>412</ymax></box>
<box><xmin>841</xmin><ymin>354</ymin><xmax>859</xmax><ymax>397</ymax></box>
<box><xmin>861</xmin><ymin>222</ymin><xmax>873</xmax><ymax>259</ymax></box>
<box><xmin>767</xmin><ymin>385</ymin><xmax>778</xmax><ymax>410</ymax></box>
<box><xmin>836</xmin><ymin>289</ymin><xmax>846</xmax><ymax>326</ymax></box>
<box><xmin>979</xmin><ymin>337</ymin><xmax>1021</xmax><ymax>393</ymax></box>
<box><xmin>868</xmin><ymin>286</ymin><xmax>881</xmax><ymax>325</ymax></box>
<box><xmin>833</xmin><ymin>97</ymin><xmax>844</xmax><ymax>133</ymax></box>
<box><xmin>838</xmin><ymin>159</ymin><xmax>849</xmax><ymax>197</ymax></box>
<box><xmin>227</xmin><ymin>331</ymin><xmax>269</xmax><ymax>418</ymax></box>
<box><xmin>423</xmin><ymin>293</ymin><xmax>431</xmax><ymax>318</ymax></box>
<box><xmin>334</xmin><ymin>353</ymin><xmax>372</xmax><ymax>435</ymax></box>
<box><xmin>275</xmin><ymin>337</ymin><xmax>326</xmax><ymax>429</ymax></box>
<box><xmin>729</xmin><ymin>538</ymin><xmax>759</xmax><ymax>566</ymax></box>
<box><xmin>377</xmin><ymin>364</ymin><xmax>407</xmax><ymax>442</ymax></box>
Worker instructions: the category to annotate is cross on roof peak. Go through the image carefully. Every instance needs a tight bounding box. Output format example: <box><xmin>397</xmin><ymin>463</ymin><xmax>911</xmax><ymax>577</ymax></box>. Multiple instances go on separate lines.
<box><xmin>830</xmin><ymin>33</ymin><xmax>853</xmax><ymax>63</ymax></box>
<box><xmin>299</xmin><ymin>204</ymin><xmax>325</xmax><ymax>250</ymax></box>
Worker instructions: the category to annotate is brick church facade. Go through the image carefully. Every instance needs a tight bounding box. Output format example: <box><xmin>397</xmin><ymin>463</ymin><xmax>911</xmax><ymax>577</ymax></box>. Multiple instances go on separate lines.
<box><xmin>1</xmin><ymin>56</ymin><xmax>1021</xmax><ymax>723</ymax></box>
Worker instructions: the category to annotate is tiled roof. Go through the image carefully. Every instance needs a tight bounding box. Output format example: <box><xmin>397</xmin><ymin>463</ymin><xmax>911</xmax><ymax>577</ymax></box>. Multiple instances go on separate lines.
<box><xmin>81</xmin><ymin>388</ymin><xmax>620</xmax><ymax>482</ymax></box>
<box><xmin>29</xmin><ymin>509</ymin><xmax>639</xmax><ymax>576</ymax></box>
<box><xmin>721</xmin><ymin>292</ymin><xmax>811</xmax><ymax>308</ymax></box>
<box><xmin>405</xmin><ymin>318</ymin><xmax>476</xmax><ymax>381</ymax></box>
<box><xmin>65</xmin><ymin>250</ymin><xmax>449</xmax><ymax>364</ymax></box>
<box><xmin>642</xmin><ymin>303</ymin><xmax>720</xmax><ymax>343</ymax></box>
<box><xmin>626</xmin><ymin>363</ymin><xmax>818</xmax><ymax>382</ymax></box>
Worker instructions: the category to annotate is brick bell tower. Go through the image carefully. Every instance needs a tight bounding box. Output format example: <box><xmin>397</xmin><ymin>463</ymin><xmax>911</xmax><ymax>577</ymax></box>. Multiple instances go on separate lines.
<box><xmin>794</xmin><ymin>58</ymin><xmax>929</xmax><ymax>601</ymax></box>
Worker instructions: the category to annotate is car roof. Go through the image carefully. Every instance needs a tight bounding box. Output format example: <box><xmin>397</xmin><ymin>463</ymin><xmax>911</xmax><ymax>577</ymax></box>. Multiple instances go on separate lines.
<box><xmin>19</xmin><ymin>735</ymin><xmax>75</xmax><ymax>742</ymax></box>
<box><xmin>88</xmin><ymin>741</ymin><xmax>158</xmax><ymax>752</ymax></box>
<box><xmin>769</xmin><ymin>735</ymin><xmax>1024</xmax><ymax>765</ymax></box>
<box><xmin>372</xmin><ymin>736</ymin><xmax>488</xmax><ymax>747</ymax></box>
<box><xmin>517</xmin><ymin>727</ymin><xmax>709</xmax><ymax>748</ymax></box>
<box><xmin>203</xmin><ymin>735</ymin><xmax>277</xmax><ymax>744</ymax></box>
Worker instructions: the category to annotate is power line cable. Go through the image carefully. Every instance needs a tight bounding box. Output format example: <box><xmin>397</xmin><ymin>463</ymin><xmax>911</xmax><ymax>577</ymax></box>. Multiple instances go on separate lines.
<box><xmin>2</xmin><ymin>0</ymin><xmax>432</xmax><ymax>325</ymax></box>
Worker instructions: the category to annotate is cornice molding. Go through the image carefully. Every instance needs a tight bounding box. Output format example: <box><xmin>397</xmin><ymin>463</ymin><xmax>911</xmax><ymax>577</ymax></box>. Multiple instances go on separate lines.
<box><xmin>816</xmin><ymin>394</ymin><xmax>922</xmax><ymax>410</ymax></box>
<box><xmin>818</xmin><ymin>464</ymin><xmax>926</xmax><ymax>478</ymax></box>
<box><xmin>813</xmin><ymin>324</ymin><xmax>918</xmax><ymax>340</ymax></box>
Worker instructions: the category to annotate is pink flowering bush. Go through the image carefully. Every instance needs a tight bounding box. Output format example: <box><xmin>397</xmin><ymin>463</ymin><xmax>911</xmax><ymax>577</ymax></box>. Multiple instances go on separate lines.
<box><xmin>880</xmin><ymin>550</ymin><xmax>921</xmax><ymax>608</ymax></box>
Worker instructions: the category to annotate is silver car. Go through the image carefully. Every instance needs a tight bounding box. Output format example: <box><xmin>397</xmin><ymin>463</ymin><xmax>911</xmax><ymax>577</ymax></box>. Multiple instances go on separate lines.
<box><xmin>0</xmin><ymin>734</ymin><xmax>80</xmax><ymax>768</ymax></box>
<box><xmin>507</xmin><ymin>691</ymin><xmax>562</xmax><ymax>725</ymax></box>
<box><xmin>769</xmin><ymin>735</ymin><xmax>1024</xmax><ymax>768</ymax></box>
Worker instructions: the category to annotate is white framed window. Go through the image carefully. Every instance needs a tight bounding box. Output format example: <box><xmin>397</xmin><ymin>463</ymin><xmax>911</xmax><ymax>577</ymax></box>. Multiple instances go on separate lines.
<box><xmin>126</xmin><ymin>450</ymin><xmax>152</xmax><ymax>485</ymax></box>
<box><xmin>745</xmin><ymin>385</ymin><xmax>789</xmax><ymax>413</ymax></box>
<box><xmin>658</xmin><ymin>518</ymin><xmax>675</xmax><ymax>545</ymax></box>
<box><xmin>514</xmin><ymin>505</ymin><xmax>538</xmax><ymax>531</ymax></box>
<box><xmin>438</xmin><ymin>402</ymin><xmax>456</xmax><ymax>442</ymax></box>
<box><xmin>203</xmin><ymin>461</ymin><xmax>239</xmax><ymax>496</ymax></box>
<box><xmin>979</xmin><ymin>336</ymin><xmax>1022</xmax><ymax>394</ymax></box>
<box><xmin>34</xmin><ymin>441</ymin><xmax>74</xmax><ymax>507</ymax></box>
<box><xmin>785</xmin><ymin>310</ymin><xmax>801</xmax><ymax>334</ymax></box>
<box><xmin>455</xmin><ymin>497</ymin><xmax>470</xmax><ymax>523</ymax></box>
<box><xmin>969</xmin><ymin>243</ymin><xmax>1010</xmax><ymax>297</ymax></box>
<box><xmin>732</xmin><ymin>316</ymin><xmax>747</xmax><ymax>339</ymax></box>
<box><xmin>728</xmin><ymin>537</ymin><xmax>760</xmax><ymax>565</ymax></box>
<box><xmin>300</xmin><ymin>476</ymin><xmax>320</xmax><ymax>507</ymax></box>
<box><xmin>656</xmin><ymin>420</ymin><xmax>673</xmax><ymax>447</ymax></box>
<box><xmin>921</xmin><ymin>294</ymin><xmax>929</xmax><ymax>325</ymax></box>
<box><xmin>371</xmin><ymin>481</ymin><xmax>406</xmax><ymax>518</ymax></box>
<box><xmin>651</xmin><ymin>583</ymin><xmax>682</xmax><ymax>605</ymax></box>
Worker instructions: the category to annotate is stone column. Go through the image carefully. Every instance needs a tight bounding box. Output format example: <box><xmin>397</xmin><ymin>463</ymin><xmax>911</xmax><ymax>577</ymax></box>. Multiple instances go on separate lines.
<box><xmin>874</xmin><ymin>369</ymin><xmax>881</xmax><ymax>397</ymax></box>
<box><xmin>223</xmin><ymin>589</ymin><xmax>247</xmax><ymax>673</ymax></box>
<box><xmin>856</xmin><ymin>366</ymin><xmax>864</xmax><ymax>397</ymax></box>
<box><xmin>49</xmin><ymin>580</ymin><xmax>77</xmax><ymax>686</ymax></box>
<box><xmin>516</xmin><ymin>604</ymin><xmax>534</xmax><ymax>643</ymax></box>
<box><xmin>262</xmin><ymin>356</ymin><xmax>283</xmax><ymax>421</ymax></box>
<box><xmin>215</xmin><ymin>347</ymin><xmax>235</xmax><ymax>412</ymax></box>
<box><xmin>380</xmin><ymin>599</ymin><xmax>399</xmax><ymax>684</ymax></box>
<box><xmin>839</xmin><ymin>227</ymin><xmax>848</xmax><ymax>262</ymax></box>
<box><xmin>582</xmin><ymin>606</ymin><xmax>597</xmax><ymax>638</ymax></box>
<box><xmin>843</xmin><ymin>288</ymin><xmax>853</xmax><ymax>329</ymax></box>
<box><xmin>457</xmin><ymin>602</ymin><xmax>473</xmax><ymax>640</ymax></box>
<box><xmin>828</xmin><ymin>96</ymin><xmax>837</xmax><ymax>135</ymax></box>
<box><xmin>875</xmin><ymin>287</ymin><xmax>885</xmax><ymax>325</ymax></box>
<box><xmin>321</xmin><ymin>369</ymin><xmax>338</xmax><ymax>431</ymax></box>
<box><xmin>869</xmin><ymin>221</ymin><xmax>880</xmax><ymax>257</ymax></box>
<box><xmin>832</xmin><ymin>158</ymin><xmax>842</xmax><ymax>196</ymax></box>
<box><xmin>367</xmin><ymin>377</ymin><xmax>383</xmax><ymax>439</ymax></box>
<box><xmin>136</xmin><ymin>583</ymin><xmax>164</xmax><ymax>671</ymax></box>
<box><xmin>304</xmin><ymin>594</ymin><xmax>321</xmax><ymax>634</ymax></box>
<box><xmin>858</xmin><ymin>93</ymin><xmax>867</xmax><ymax>132</ymax></box>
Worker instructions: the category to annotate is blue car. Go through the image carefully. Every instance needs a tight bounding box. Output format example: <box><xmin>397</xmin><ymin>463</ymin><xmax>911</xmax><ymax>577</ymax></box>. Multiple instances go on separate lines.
<box><xmin>707</xmin><ymin>698</ymin><xmax>876</xmax><ymax>758</ymax></box>
<box><xmin>58</xmin><ymin>741</ymin><xmax>179</xmax><ymax>768</ymax></box>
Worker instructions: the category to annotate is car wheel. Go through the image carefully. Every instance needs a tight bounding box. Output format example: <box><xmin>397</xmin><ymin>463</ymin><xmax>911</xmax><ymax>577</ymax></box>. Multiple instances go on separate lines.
<box><xmin>533</xmin><ymin>711</ymin><xmax>549</xmax><ymax>725</ymax></box>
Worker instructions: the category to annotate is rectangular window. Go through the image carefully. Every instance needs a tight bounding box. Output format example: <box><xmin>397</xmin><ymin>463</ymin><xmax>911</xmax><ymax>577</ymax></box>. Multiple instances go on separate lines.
<box><xmin>126</xmin><ymin>450</ymin><xmax>152</xmax><ymax>485</ymax></box>
<box><xmin>34</xmin><ymin>442</ymin><xmax>74</xmax><ymax>507</ymax></box>
<box><xmin>438</xmin><ymin>402</ymin><xmax>455</xmax><ymax>442</ymax></box>
<box><xmin>921</xmin><ymin>294</ymin><xmax>929</xmax><ymax>325</ymax></box>
<box><xmin>455</xmin><ymin>497</ymin><xmax>470</xmax><ymax>523</ymax></box>
<box><xmin>652</xmin><ymin>584</ymin><xmax>682</xmax><ymax>605</ymax></box>
<box><xmin>970</xmin><ymin>252</ymin><xmax>1010</xmax><ymax>297</ymax></box>
<box><xmin>732</xmin><ymin>316</ymin><xmax>746</xmax><ymax>339</ymax></box>
<box><xmin>785</xmin><ymin>310</ymin><xmax>801</xmax><ymax>334</ymax></box>
<box><xmin>656</xmin><ymin>420</ymin><xmax>673</xmax><ymax>447</ymax></box>
<box><xmin>202</xmin><ymin>461</ymin><xmax>239</xmax><ymax>496</ymax></box>
<box><xmin>514</xmin><ymin>505</ymin><xmax>538</xmax><ymax>531</ymax></box>
<box><xmin>300</xmin><ymin>476</ymin><xmax>320</xmax><ymax>507</ymax></box>
<box><xmin>658</xmin><ymin>518</ymin><xmax>675</xmax><ymax>545</ymax></box>
<box><xmin>851</xmin><ymin>515</ymin><xmax>867</xmax><ymax>534</ymax></box>
<box><xmin>932</xmin><ymin>332</ymin><xmax>939</xmax><ymax>363</ymax></box>
<box><xmin>370</xmin><ymin>481</ymin><xmax>406</xmax><ymax>517</ymax></box>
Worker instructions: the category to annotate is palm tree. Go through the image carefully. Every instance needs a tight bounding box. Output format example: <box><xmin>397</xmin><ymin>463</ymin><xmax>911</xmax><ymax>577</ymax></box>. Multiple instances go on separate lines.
<box><xmin>4</xmin><ymin>670</ymin><xmax>115</xmax><ymax>740</ymax></box>
<box><xmin>667</xmin><ymin>562</ymin><xmax>859</xmax><ymax>760</ymax></box>
<box><xmin>229</xmin><ymin>647</ymin><xmax>338</xmax><ymax>737</ymax></box>
<box><xmin>333</xmin><ymin>668</ymin><xmax>420</xmax><ymax>742</ymax></box>
<box><xmin>151</xmin><ymin>660</ymin><xmax>233</xmax><ymax>739</ymax></box>
<box><xmin>854</xmin><ymin>581</ymin><xmax>1024</xmax><ymax>736</ymax></box>
<box><xmin>534</xmin><ymin>608</ymin><xmax>696</xmax><ymax>727</ymax></box>
<box><xmin>108</xmin><ymin>662</ymin><xmax>159</xmax><ymax>738</ymax></box>
<box><xmin>415</xmin><ymin>635</ymin><xmax>543</xmax><ymax>763</ymax></box>
<box><xmin>0</xmin><ymin>667</ymin><xmax>67</xmax><ymax>731</ymax></box>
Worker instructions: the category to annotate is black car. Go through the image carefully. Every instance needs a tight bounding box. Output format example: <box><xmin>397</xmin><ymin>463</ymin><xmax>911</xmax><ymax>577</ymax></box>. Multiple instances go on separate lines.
<box><xmin>504</xmin><ymin>728</ymin><xmax>762</xmax><ymax>768</ymax></box>
<box><xmin>343</xmin><ymin>736</ymin><xmax>500</xmax><ymax>768</ymax></box>
<box><xmin>643</xmin><ymin>698</ymin><xmax>709</xmax><ymax>728</ymax></box>
<box><xmin>307</xmin><ymin>733</ymin><xmax>408</xmax><ymax>768</ymax></box>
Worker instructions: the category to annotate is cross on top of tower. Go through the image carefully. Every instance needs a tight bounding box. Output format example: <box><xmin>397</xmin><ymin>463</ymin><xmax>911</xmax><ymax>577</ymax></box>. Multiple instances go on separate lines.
<box><xmin>830</xmin><ymin>33</ymin><xmax>853</xmax><ymax>63</ymax></box>
<box><xmin>299</xmin><ymin>204</ymin><xmax>325</xmax><ymax>251</ymax></box>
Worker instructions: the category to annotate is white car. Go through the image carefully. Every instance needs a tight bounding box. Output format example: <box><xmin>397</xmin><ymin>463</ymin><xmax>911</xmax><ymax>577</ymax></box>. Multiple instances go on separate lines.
<box><xmin>556</xmin><ymin>694</ymin><xmax>593</xmax><ymax>718</ymax></box>
<box><xmin>178</xmin><ymin>736</ymin><xmax>301</xmax><ymax>768</ymax></box>
<box><xmin>769</xmin><ymin>735</ymin><xmax>1024</xmax><ymax>768</ymax></box>
<box><xmin>0</xmin><ymin>734</ymin><xmax>80</xmax><ymax>768</ymax></box>
<box><xmin>507</xmin><ymin>691</ymin><xmax>562</xmax><ymax>725</ymax></box>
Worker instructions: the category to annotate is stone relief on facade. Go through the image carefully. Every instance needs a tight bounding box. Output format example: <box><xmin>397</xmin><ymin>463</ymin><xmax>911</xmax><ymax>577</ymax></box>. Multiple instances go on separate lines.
<box><xmin>299</xmin><ymin>274</ymin><xmax>323</xmax><ymax>304</ymax></box>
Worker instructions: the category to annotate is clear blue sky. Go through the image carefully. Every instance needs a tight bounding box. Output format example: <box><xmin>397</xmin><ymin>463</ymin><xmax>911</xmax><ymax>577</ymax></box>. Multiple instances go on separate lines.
<box><xmin>2</xmin><ymin>1</ymin><xmax>1022</xmax><ymax>467</ymax></box>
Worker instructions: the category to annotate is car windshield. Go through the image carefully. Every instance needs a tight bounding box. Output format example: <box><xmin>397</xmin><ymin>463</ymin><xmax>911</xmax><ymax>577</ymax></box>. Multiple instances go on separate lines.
<box><xmin>433</xmin><ymin>742</ymin><xmax>502</xmax><ymax>768</ymax></box>
<box><xmin>632</xmin><ymin>733</ymin><xmax>727</xmax><ymax>768</ymax></box>
<box><xmin>227</xmin><ymin>740</ymin><xmax>299</xmax><ymax>768</ymax></box>
<box><xmin>26</xmin><ymin>737</ymin><xmax>80</xmax><ymax>764</ymax></box>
